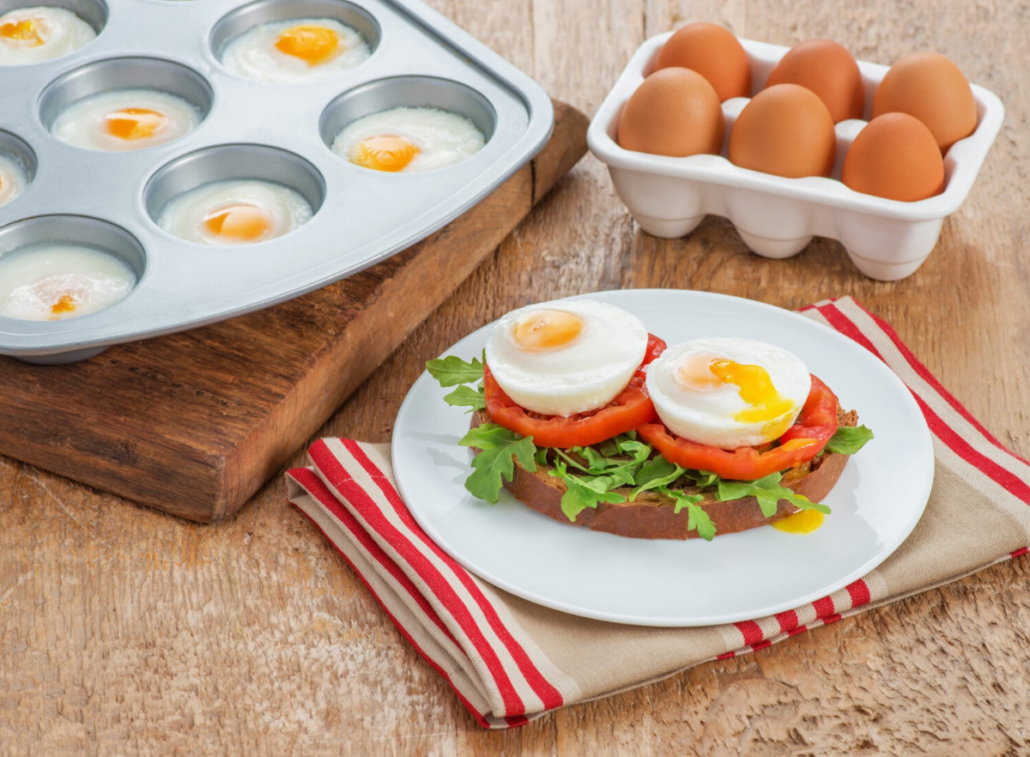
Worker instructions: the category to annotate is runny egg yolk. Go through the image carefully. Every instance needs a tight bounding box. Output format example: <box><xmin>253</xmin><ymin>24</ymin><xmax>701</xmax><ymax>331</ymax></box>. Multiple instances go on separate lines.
<box><xmin>274</xmin><ymin>24</ymin><xmax>340</xmax><ymax>65</ymax></box>
<box><xmin>772</xmin><ymin>509</ymin><xmax>825</xmax><ymax>534</ymax></box>
<box><xmin>0</xmin><ymin>18</ymin><xmax>47</xmax><ymax>46</ymax></box>
<box><xmin>677</xmin><ymin>355</ymin><xmax>796</xmax><ymax>434</ymax></box>
<box><xmin>511</xmin><ymin>309</ymin><xmax>584</xmax><ymax>351</ymax></box>
<box><xmin>352</xmin><ymin>135</ymin><xmax>420</xmax><ymax>172</ymax></box>
<box><xmin>202</xmin><ymin>203</ymin><xmax>274</xmax><ymax>243</ymax></box>
<box><xmin>105</xmin><ymin>108</ymin><xmax>168</xmax><ymax>141</ymax></box>
<box><xmin>50</xmin><ymin>293</ymin><xmax>78</xmax><ymax>316</ymax></box>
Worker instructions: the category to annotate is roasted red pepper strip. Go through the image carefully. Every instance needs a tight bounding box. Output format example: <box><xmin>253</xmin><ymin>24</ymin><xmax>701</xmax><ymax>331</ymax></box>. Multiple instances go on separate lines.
<box><xmin>637</xmin><ymin>375</ymin><xmax>839</xmax><ymax>481</ymax></box>
<box><xmin>484</xmin><ymin>334</ymin><xmax>666</xmax><ymax>449</ymax></box>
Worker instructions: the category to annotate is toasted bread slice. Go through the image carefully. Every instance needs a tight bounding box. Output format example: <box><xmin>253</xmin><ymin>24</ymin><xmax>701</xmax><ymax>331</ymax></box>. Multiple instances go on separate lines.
<box><xmin>470</xmin><ymin>408</ymin><xmax>858</xmax><ymax>540</ymax></box>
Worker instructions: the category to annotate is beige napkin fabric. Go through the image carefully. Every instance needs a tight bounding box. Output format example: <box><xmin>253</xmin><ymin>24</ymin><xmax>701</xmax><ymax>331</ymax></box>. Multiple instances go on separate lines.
<box><xmin>286</xmin><ymin>297</ymin><xmax>1030</xmax><ymax>728</ymax></box>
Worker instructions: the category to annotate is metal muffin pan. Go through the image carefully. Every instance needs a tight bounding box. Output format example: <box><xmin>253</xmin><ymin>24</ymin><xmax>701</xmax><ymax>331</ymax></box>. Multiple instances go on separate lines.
<box><xmin>589</xmin><ymin>33</ymin><xmax>1004</xmax><ymax>281</ymax></box>
<box><xmin>0</xmin><ymin>0</ymin><xmax>553</xmax><ymax>363</ymax></box>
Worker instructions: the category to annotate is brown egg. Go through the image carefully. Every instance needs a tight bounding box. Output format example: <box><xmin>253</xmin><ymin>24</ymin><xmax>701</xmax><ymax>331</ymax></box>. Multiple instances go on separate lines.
<box><xmin>765</xmin><ymin>39</ymin><xmax>864</xmax><ymax>123</ymax></box>
<box><xmin>728</xmin><ymin>83</ymin><xmax>836</xmax><ymax>178</ymax></box>
<box><xmin>654</xmin><ymin>22</ymin><xmax>751</xmax><ymax>101</ymax></box>
<box><xmin>617</xmin><ymin>67</ymin><xmax>724</xmax><ymax>157</ymax></box>
<box><xmin>842</xmin><ymin>113</ymin><xmax>944</xmax><ymax>202</ymax></box>
<box><xmin>872</xmin><ymin>51</ymin><xmax>976</xmax><ymax>153</ymax></box>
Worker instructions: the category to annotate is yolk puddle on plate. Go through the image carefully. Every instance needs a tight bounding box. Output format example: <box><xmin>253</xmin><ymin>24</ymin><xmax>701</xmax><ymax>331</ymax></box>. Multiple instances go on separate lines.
<box><xmin>512</xmin><ymin>309</ymin><xmax>584</xmax><ymax>351</ymax></box>
<box><xmin>202</xmin><ymin>203</ymin><xmax>274</xmax><ymax>243</ymax></box>
<box><xmin>1</xmin><ymin>18</ymin><xmax>47</xmax><ymax>46</ymax></box>
<box><xmin>352</xmin><ymin>135</ymin><xmax>420</xmax><ymax>172</ymax></box>
<box><xmin>105</xmin><ymin>108</ymin><xmax>169</xmax><ymax>141</ymax></box>
<box><xmin>772</xmin><ymin>509</ymin><xmax>825</xmax><ymax>534</ymax></box>
<box><xmin>275</xmin><ymin>24</ymin><xmax>340</xmax><ymax>65</ymax></box>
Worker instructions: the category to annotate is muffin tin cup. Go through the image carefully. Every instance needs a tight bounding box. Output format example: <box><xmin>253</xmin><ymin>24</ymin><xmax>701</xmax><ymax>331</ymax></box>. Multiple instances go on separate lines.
<box><xmin>0</xmin><ymin>0</ymin><xmax>553</xmax><ymax>362</ymax></box>
<box><xmin>588</xmin><ymin>34</ymin><xmax>1004</xmax><ymax>281</ymax></box>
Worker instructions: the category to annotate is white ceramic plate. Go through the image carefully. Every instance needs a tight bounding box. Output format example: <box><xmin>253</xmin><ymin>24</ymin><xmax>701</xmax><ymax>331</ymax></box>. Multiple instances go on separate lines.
<box><xmin>392</xmin><ymin>290</ymin><xmax>934</xmax><ymax>626</ymax></box>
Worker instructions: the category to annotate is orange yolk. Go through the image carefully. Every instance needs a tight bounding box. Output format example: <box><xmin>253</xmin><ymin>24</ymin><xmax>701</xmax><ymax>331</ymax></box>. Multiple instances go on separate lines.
<box><xmin>0</xmin><ymin>18</ymin><xmax>47</xmax><ymax>46</ymax></box>
<box><xmin>50</xmin><ymin>293</ymin><xmax>78</xmax><ymax>316</ymax></box>
<box><xmin>105</xmin><ymin>108</ymin><xmax>168</xmax><ymax>141</ymax></box>
<box><xmin>677</xmin><ymin>355</ymin><xmax>796</xmax><ymax>435</ymax></box>
<box><xmin>352</xmin><ymin>135</ymin><xmax>420</xmax><ymax>172</ymax></box>
<box><xmin>512</xmin><ymin>309</ymin><xmax>584</xmax><ymax>351</ymax></box>
<box><xmin>202</xmin><ymin>203</ymin><xmax>273</xmax><ymax>243</ymax></box>
<box><xmin>772</xmin><ymin>509</ymin><xmax>825</xmax><ymax>534</ymax></box>
<box><xmin>274</xmin><ymin>25</ymin><xmax>340</xmax><ymax>65</ymax></box>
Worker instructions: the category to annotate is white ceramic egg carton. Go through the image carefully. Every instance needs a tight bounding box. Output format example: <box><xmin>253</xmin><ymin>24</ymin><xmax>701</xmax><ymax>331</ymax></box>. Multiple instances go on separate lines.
<box><xmin>588</xmin><ymin>33</ymin><xmax>1005</xmax><ymax>281</ymax></box>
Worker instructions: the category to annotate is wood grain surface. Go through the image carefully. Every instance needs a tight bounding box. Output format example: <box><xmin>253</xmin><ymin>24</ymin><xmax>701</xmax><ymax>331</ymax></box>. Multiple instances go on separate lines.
<box><xmin>3</xmin><ymin>0</ymin><xmax>1030</xmax><ymax>753</ymax></box>
<box><xmin>0</xmin><ymin>101</ymin><xmax>586</xmax><ymax>524</ymax></box>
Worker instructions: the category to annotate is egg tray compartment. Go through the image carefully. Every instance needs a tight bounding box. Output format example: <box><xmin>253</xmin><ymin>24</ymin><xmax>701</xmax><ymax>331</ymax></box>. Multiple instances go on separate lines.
<box><xmin>587</xmin><ymin>33</ymin><xmax>1004</xmax><ymax>281</ymax></box>
<box><xmin>0</xmin><ymin>0</ymin><xmax>554</xmax><ymax>363</ymax></box>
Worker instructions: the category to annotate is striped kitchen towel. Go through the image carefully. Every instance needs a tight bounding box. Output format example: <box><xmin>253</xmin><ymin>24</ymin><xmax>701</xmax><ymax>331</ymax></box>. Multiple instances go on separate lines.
<box><xmin>285</xmin><ymin>296</ymin><xmax>1030</xmax><ymax>728</ymax></box>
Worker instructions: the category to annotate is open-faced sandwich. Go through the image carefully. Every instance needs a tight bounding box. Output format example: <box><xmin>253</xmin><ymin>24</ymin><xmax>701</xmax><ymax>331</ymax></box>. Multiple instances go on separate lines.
<box><xmin>427</xmin><ymin>298</ymin><xmax>872</xmax><ymax>541</ymax></box>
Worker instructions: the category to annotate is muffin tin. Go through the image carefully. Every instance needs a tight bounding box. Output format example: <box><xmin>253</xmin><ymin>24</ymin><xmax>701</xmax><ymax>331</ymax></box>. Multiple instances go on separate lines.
<box><xmin>0</xmin><ymin>0</ymin><xmax>553</xmax><ymax>363</ymax></box>
<box><xmin>588</xmin><ymin>33</ymin><xmax>1004</xmax><ymax>281</ymax></box>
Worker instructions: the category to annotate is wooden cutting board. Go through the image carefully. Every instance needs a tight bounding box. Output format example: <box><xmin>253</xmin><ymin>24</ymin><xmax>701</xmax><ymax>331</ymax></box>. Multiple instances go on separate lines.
<box><xmin>0</xmin><ymin>100</ymin><xmax>587</xmax><ymax>523</ymax></box>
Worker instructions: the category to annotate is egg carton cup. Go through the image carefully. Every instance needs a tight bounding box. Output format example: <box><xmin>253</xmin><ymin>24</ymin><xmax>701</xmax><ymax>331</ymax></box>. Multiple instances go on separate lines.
<box><xmin>588</xmin><ymin>33</ymin><xmax>1004</xmax><ymax>281</ymax></box>
<box><xmin>0</xmin><ymin>0</ymin><xmax>553</xmax><ymax>363</ymax></box>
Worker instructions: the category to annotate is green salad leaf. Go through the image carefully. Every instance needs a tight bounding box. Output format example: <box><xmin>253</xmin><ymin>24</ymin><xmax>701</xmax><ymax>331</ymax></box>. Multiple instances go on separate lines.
<box><xmin>629</xmin><ymin>456</ymin><xmax>685</xmax><ymax>500</ymax></box>
<box><xmin>825</xmin><ymin>424</ymin><xmax>874</xmax><ymax>455</ymax></box>
<box><xmin>458</xmin><ymin>424</ymin><xmax>536</xmax><ymax>504</ymax></box>
<box><xmin>549</xmin><ymin>461</ymin><xmax>628</xmax><ymax>522</ymax></box>
<box><xmin>716</xmin><ymin>472</ymin><xmax>830</xmax><ymax>518</ymax></box>
<box><xmin>443</xmin><ymin>384</ymin><xmax>486</xmax><ymax>412</ymax></box>
<box><xmin>426</xmin><ymin>354</ymin><xmax>485</xmax><ymax>387</ymax></box>
<box><xmin>657</xmin><ymin>486</ymin><xmax>715</xmax><ymax>541</ymax></box>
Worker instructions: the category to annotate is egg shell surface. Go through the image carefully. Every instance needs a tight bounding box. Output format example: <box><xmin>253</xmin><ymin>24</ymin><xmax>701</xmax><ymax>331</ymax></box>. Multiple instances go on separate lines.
<box><xmin>843</xmin><ymin>113</ymin><xmax>945</xmax><ymax>202</ymax></box>
<box><xmin>764</xmin><ymin>38</ymin><xmax>864</xmax><ymax>123</ymax></box>
<box><xmin>617</xmin><ymin>67</ymin><xmax>724</xmax><ymax>157</ymax></box>
<box><xmin>654</xmin><ymin>22</ymin><xmax>752</xmax><ymax>101</ymax></box>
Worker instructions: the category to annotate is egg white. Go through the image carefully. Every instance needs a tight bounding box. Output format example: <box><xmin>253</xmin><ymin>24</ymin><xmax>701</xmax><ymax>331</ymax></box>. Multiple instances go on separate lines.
<box><xmin>157</xmin><ymin>179</ymin><xmax>313</xmax><ymax>246</ymax></box>
<box><xmin>0</xmin><ymin>7</ymin><xmax>95</xmax><ymax>66</ymax></box>
<box><xmin>0</xmin><ymin>245</ymin><xmax>136</xmax><ymax>321</ymax></box>
<box><xmin>51</xmin><ymin>89</ymin><xmax>201</xmax><ymax>152</ymax></box>
<box><xmin>332</xmin><ymin>107</ymin><xmax>486</xmax><ymax>172</ymax></box>
<box><xmin>485</xmin><ymin>299</ymin><xmax>649</xmax><ymax>417</ymax></box>
<box><xmin>646</xmin><ymin>337</ymin><xmax>812</xmax><ymax>449</ymax></box>
<box><xmin>0</xmin><ymin>153</ymin><xmax>28</xmax><ymax>208</ymax></box>
<box><xmin>221</xmin><ymin>18</ymin><xmax>370</xmax><ymax>83</ymax></box>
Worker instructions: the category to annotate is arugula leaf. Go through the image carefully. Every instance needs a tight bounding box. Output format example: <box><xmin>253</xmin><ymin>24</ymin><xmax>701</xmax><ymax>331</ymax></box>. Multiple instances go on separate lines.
<box><xmin>426</xmin><ymin>354</ymin><xmax>484</xmax><ymax>387</ymax></box>
<box><xmin>549</xmin><ymin>460</ymin><xmax>627</xmax><ymax>522</ymax></box>
<box><xmin>825</xmin><ymin>425</ymin><xmax>874</xmax><ymax>455</ymax></box>
<box><xmin>716</xmin><ymin>472</ymin><xmax>830</xmax><ymax>518</ymax></box>
<box><xmin>533</xmin><ymin>447</ymin><xmax>550</xmax><ymax>467</ymax></box>
<box><xmin>658</xmin><ymin>486</ymin><xmax>715</xmax><ymax>541</ymax></box>
<box><xmin>458</xmin><ymin>424</ymin><xmax>536</xmax><ymax>504</ymax></box>
<box><xmin>629</xmin><ymin>456</ymin><xmax>685</xmax><ymax>500</ymax></box>
<box><xmin>443</xmin><ymin>384</ymin><xmax>485</xmax><ymax>412</ymax></box>
<box><xmin>684</xmin><ymin>469</ymin><xmax>721</xmax><ymax>489</ymax></box>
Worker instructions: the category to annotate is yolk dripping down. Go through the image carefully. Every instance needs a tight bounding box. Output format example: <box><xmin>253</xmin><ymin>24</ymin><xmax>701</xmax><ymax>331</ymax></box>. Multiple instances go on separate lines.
<box><xmin>202</xmin><ymin>203</ymin><xmax>274</xmax><ymax>243</ymax></box>
<box><xmin>512</xmin><ymin>309</ymin><xmax>584</xmax><ymax>351</ymax></box>
<box><xmin>677</xmin><ymin>355</ymin><xmax>797</xmax><ymax>436</ymax></box>
<box><xmin>352</xmin><ymin>135</ymin><xmax>420</xmax><ymax>172</ymax></box>
<box><xmin>0</xmin><ymin>18</ymin><xmax>47</xmax><ymax>46</ymax></box>
<box><xmin>275</xmin><ymin>24</ymin><xmax>340</xmax><ymax>65</ymax></box>
<box><xmin>105</xmin><ymin>108</ymin><xmax>168</xmax><ymax>141</ymax></box>
<box><xmin>772</xmin><ymin>509</ymin><xmax>825</xmax><ymax>534</ymax></box>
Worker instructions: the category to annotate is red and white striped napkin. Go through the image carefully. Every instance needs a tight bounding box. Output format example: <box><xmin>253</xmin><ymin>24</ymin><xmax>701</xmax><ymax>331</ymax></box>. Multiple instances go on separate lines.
<box><xmin>286</xmin><ymin>296</ymin><xmax>1030</xmax><ymax>728</ymax></box>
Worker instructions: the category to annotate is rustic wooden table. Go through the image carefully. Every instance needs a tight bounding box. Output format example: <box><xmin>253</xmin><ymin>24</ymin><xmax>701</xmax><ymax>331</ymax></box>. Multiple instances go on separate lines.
<box><xmin>3</xmin><ymin>1</ymin><xmax>1030</xmax><ymax>753</ymax></box>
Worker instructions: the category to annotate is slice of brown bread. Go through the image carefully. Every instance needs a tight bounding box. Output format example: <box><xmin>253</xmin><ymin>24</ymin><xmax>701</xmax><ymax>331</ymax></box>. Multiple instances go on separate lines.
<box><xmin>470</xmin><ymin>408</ymin><xmax>858</xmax><ymax>540</ymax></box>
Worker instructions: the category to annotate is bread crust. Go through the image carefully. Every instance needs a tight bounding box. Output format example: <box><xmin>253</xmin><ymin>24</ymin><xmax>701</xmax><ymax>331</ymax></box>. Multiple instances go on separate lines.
<box><xmin>471</xmin><ymin>409</ymin><xmax>857</xmax><ymax>540</ymax></box>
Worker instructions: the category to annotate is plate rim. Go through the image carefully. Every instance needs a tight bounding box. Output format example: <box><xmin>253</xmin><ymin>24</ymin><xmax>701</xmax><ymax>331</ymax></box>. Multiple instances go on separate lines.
<box><xmin>391</xmin><ymin>289</ymin><xmax>935</xmax><ymax>626</ymax></box>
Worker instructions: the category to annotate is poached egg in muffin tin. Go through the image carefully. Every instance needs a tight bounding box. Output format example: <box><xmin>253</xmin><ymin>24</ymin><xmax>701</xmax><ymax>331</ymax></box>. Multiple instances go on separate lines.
<box><xmin>157</xmin><ymin>180</ymin><xmax>314</xmax><ymax>246</ymax></box>
<box><xmin>0</xmin><ymin>245</ymin><xmax>136</xmax><ymax>321</ymax></box>
<box><xmin>646</xmin><ymin>337</ymin><xmax>811</xmax><ymax>449</ymax></box>
<box><xmin>221</xmin><ymin>18</ymin><xmax>370</xmax><ymax>83</ymax></box>
<box><xmin>0</xmin><ymin>153</ymin><xmax>28</xmax><ymax>208</ymax></box>
<box><xmin>0</xmin><ymin>6</ymin><xmax>95</xmax><ymax>65</ymax></box>
<box><xmin>51</xmin><ymin>90</ymin><xmax>202</xmax><ymax>152</ymax></box>
<box><xmin>333</xmin><ymin>107</ymin><xmax>486</xmax><ymax>173</ymax></box>
<box><xmin>485</xmin><ymin>299</ymin><xmax>649</xmax><ymax>417</ymax></box>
